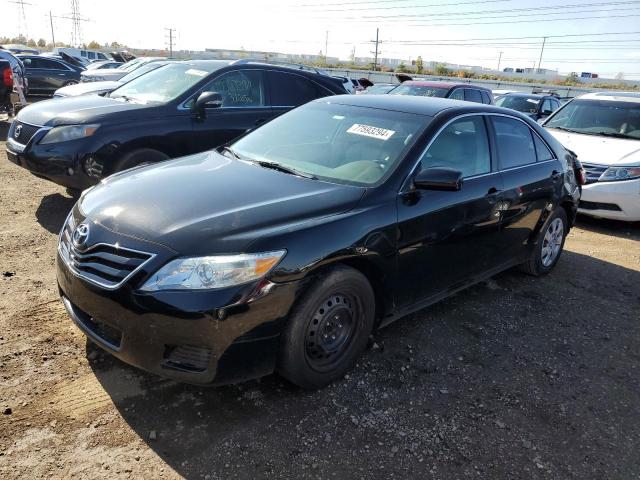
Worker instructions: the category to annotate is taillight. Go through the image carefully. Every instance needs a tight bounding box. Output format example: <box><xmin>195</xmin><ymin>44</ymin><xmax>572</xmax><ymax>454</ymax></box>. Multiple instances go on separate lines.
<box><xmin>2</xmin><ymin>67</ymin><xmax>12</xmax><ymax>87</ymax></box>
<box><xmin>577</xmin><ymin>168</ymin><xmax>587</xmax><ymax>186</ymax></box>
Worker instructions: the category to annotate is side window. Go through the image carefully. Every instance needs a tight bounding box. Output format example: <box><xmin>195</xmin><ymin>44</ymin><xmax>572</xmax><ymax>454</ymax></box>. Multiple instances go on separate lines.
<box><xmin>533</xmin><ymin>134</ymin><xmax>555</xmax><ymax>162</ymax></box>
<box><xmin>36</xmin><ymin>59</ymin><xmax>65</xmax><ymax>70</ymax></box>
<box><xmin>464</xmin><ymin>89</ymin><xmax>483</xmax><ymax>103</ymax></box>
<box><xmin>491</xmin><ymin>116</ymin><xmax>537</xmax><ymax>169</ymax></box>
<box><xmin>88</xmin><ymin>51</ymin><xmax>96</xmax><ymax>60</ymax></box>
<box><xmin>448</xmin><ymin>88</ymin><xmax>464</xmax><ymax>100</ymax></box>
<box><xmin>480</xmin><ymin>90</ymin><xmax>492</xmax><ymax>104</ymax></box>
<box><xmin>542</xmin><ymin>99</ymin><xmax>553</xmax><ymax>113</ymax></box>
<box><xmin>204</xmin><ymin>70</ymin><xmax>265</xmax><ymax>108</ymax></box>
<box><xmin>552</xmin><ymin>99</ymin><xmax>561</xmax><ymax>110</ymax></box>
<box><xmin>420</xmin><ymin>116</ymin><xmax>491</xmax><ymax>178</ymax></box>
<box><xmin>268</xmin><ymin>71</ymin><xmax>330</xmax><ymax>106</ymax></box>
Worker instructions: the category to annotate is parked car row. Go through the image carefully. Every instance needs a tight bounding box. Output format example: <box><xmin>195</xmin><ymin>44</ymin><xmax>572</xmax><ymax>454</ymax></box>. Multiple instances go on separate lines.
<box><xmin>7</xmin><ymin>56</ymin><xmax>638</xmax><ymax>390</ymax></box>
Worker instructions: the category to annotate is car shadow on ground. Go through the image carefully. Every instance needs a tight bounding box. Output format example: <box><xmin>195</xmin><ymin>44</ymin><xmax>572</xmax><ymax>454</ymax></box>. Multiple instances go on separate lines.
<box><xmin>575</xmin><ymin>214</ymin><xmax>640</xmax><ymax>241</ymax></box>
<box><xmin>35</xmin><ymin>193</ymin><xmax>76</xmax><ymax>233</ymax></box>
<box><xmin>0</xmin><ymin>118</ymin><xmax>11</xmax><ymax>138</ymax></box>
<box><xmin>88</xmin><ymin>250</ymin><xmax>640</xmax><ymax>479</ymax></box>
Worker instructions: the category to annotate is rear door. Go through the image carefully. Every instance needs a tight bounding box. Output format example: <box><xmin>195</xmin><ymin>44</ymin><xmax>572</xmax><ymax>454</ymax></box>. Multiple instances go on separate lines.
<box><xmin>396</xmin><ymin>114</ymin><xmax>506</xmax><ymax>308</ymax></box>
<box><xmin>488</xmin><ymin>114</ymin><xmax>562</xmax><ymax>261</ymax></box>
<box><xmin>35</xmin><ymin>58</ymin><xmax>74</xmax><ymax>90</ymax></box>
<box><xmin>189</xmin><ymin>69</ymin><xmax>272</xmax><ymax>151</ymax></box>
<box><xmin>266</xmin><ymin>70</ymin><xmax>335</xmax><ymax>118</ymax></box>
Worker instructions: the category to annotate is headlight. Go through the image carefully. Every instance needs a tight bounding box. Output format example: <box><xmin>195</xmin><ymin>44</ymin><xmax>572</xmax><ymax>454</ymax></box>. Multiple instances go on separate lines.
<box><xmin>599</xmin><ymin>166</ymin><xmax>640</xmax><ymax>182</ymax></box>
<box><xmin>140</xmin><ymin>250</ymin><xmax>286</xmax><ymax>291</ymax></box>
<box><xmin>40</xmin><ymin>124</ymin><xmax>100</xmax><ymax>144</ymax></box>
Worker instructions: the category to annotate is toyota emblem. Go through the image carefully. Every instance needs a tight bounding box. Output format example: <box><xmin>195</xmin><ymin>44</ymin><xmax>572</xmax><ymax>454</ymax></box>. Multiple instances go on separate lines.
<box><xmin>14</xmin><ymin>124</ymin><xmax>22</xmax><ymax>140</ymax></box>
<box><xmin>72</xmin><ymin>223</ymin><xmax>90</xmax><ymax>249</ymax></box>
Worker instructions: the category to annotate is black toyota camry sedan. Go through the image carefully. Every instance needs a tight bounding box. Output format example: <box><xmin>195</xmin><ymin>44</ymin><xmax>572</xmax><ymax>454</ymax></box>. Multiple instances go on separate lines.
<box><xmin>57</xmin><ymin>95</ymin><xmax>582</xmax><ymax>388</ymax></box>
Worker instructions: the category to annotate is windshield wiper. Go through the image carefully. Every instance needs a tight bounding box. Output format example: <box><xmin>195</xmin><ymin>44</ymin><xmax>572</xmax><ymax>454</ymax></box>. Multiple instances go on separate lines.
<box><xmin>549</xmin><ymin>126</ymin><xmax>583</xmax><ymax>133</ymax></box>
<box><xmin>219</xmin><ymin>146</ymin><xmax>241</xmax><ymax>160</ymax></box>
<box><xmin>589</xmin><ymin>131</ymin><xmax>633</xmax><ymax>139</ymax></box>
<box><xmin>252</xmin><ymin>160</ymin><xmax>317</xmax><ymax>179</ymax></box>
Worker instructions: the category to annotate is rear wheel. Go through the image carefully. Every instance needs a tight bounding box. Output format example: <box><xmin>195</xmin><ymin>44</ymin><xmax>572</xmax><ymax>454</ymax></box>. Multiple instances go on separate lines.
<box><xmin>278</xmin><ymin>265</ymin><xmax>375</xmax><ymax>389</ymax></box>
<box><xmin>114</xmin><ymin>148</ymin><xmax>170</xmax><ymax>173</ymax></box>
<box><xmin>520</xmin><ymin>208</ymin><xmax>568</xmax><ymax>276</ymax></box>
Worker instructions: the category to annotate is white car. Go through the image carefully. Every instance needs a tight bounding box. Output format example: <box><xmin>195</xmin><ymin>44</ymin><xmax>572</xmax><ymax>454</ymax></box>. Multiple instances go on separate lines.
<box><xmin>80</xmin><ymin>57</ymin><xmax>165</xmax><ymax>83</ymax></box>
<box><xmin>544</xmin><ymin>92</ymin><xmax>640</xmax><ymax>221</ymax></box>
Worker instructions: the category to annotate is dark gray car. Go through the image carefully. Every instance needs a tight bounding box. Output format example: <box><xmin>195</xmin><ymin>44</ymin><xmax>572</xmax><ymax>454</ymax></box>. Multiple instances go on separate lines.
<box><xmin>17</xmin><ymin>55</ymin><xmax>84</xmax><ymax>95</ymax></box>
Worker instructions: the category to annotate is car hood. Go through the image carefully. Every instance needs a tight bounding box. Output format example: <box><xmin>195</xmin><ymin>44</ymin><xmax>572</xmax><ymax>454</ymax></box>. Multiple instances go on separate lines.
<box><xmin>82</xmin><ymin>68</ymin><xmax>125</xmax><ymax>77</ymax></box>
<box><xmin>546</xmin><ymin>128</ymin><xmax>640</xmax><ymax>165</ymax></box>
<box><xmin>78</xmin><ymin>150</ymin><xmax>365</xmax><ymax>254</ymax></box>
<box><xmin>55</xmin><ymin>80</ymin><xmax>122</xmax><ymax>97</ymax></box>
<box><xmin>16</xmin><ymin>95</ymin><xmax>151</xmax><ymax>127</ymax></box>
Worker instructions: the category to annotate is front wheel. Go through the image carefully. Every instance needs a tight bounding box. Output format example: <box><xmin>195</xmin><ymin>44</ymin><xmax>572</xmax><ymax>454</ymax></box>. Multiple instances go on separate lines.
<box><xmin>278</xmin><ymin>265</ymin><xmax>375</xmax><ymax>389</ymax></box>
<box><xmin>520</xmin><ymin>208</ymin><xmax>568</xmax><ymax>276</ymax></box>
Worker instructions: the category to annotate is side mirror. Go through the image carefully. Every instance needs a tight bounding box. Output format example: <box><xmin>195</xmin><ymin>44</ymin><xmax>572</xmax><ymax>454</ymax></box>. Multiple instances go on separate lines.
<box><xmin>541</xmin><ymin>109</ymin><xmax>553</xmax><ymax>116</ymax></box>
<box><xmin>414</xmin><ymin>167</ymin><xmax>463</xmax><ymax>191</ymax></box>
<box><xmin>192</xmin><ymin>91</ymin><xmax>222</xmax><ymax>117</ymax></box>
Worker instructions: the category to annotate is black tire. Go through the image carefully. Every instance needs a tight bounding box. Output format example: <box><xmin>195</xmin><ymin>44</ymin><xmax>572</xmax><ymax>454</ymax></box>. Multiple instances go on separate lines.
<box><xmin>520</xmin><ymin>208</ymin><xmax>568</xmax><ymax>276</ymax></box>
<box><xmin>114</xmin><ymin>148</ymin><xmax>170</xmax><ymax>173</ymax></box>
<box><xmin>278</xmin><ymin>265</ymin><xmax>376</xmax><ymax>389</ymax></box>
<box><xmin>65</xmin><ymin>187</ymin><xmax>81</xmax><ymax>198</ymax></box>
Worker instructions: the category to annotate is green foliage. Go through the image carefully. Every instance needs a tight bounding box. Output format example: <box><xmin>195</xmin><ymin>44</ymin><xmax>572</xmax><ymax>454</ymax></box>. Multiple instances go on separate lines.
<box><xmin>87</xmin><ymin>40</ymin><xmax>102</xmax><ymax>50</ymax></box>
<box><xmin>416</xmin><ymin>56</ymin><xmax>423</xmax><ymax>74</ymax></box>
<box><xmin>434</xmin><ymin>63</ymin><xmax>450</xmax><ymax>76</ymax></box>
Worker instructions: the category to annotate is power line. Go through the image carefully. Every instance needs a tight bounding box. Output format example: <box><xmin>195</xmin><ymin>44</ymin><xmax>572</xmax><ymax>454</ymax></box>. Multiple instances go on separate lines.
<box><xmin>385</xmin><ymin>31</ymin><xmax>640</xmax><ymax>42</ymax></box>
<box><xmin>296</xmin><ymin>0</ymin><xmax>510</xmax><ymax>10</ymax></box>
<box><xmin>305</xmin><ymin>0</ymin><xmax>640</xmax><ymax>17</ymax></box>
<box><xmin>329</xmin><ymin>5</ymin><xmax>640</xmax><ymax>23</ymax></box>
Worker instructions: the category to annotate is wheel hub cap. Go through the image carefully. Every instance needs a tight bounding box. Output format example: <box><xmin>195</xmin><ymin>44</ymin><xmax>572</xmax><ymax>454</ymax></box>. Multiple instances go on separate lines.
<box><xmin>541</xmin><ymin>218</ymin><xmax>564</xmax><ymax>267</ymax></box>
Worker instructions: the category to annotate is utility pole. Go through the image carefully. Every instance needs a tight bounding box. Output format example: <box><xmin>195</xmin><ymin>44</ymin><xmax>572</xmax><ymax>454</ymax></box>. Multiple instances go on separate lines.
<box><xmin>370</xmin><ymin>28</ymin><xmax>381</xmax><ymax>72</ymax></box>
<box><xmin>537</xmin><ymin>36</ymin><xmax>547</xmax><ymax>73</ymax></box>
<box><xmin>49</xmin><ymin>11</ymin><xmax>55</xmax><ymax>46</ymax></box>
<box><xmin>497</xmin><ymin>51</ymin><xmax>503</xmax><ymax>71</ymax></box>
<box><xmin>325</xmin><ymin>30</ymin><xmax>328</xmax><ymax>63</ymax></box>
<box><xmin>165</xmin><ymin>28</ymin><xmax>175</xmax><ymax>58</ymax></box>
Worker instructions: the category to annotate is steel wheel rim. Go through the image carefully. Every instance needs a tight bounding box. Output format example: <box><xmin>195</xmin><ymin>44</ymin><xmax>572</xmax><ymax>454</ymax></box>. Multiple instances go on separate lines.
<box><xmin>541</xmin><ymin>218</ymin><xmax>564</xmax><ymax>267</ymax></box>
<box><xmin>304</xmin><ymin>294</ymin><xmax>357</xmax><ymax>372</ymax></box>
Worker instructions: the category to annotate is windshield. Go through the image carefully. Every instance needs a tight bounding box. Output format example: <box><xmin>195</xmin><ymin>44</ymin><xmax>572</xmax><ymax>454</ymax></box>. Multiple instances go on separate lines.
<box><xmin>366</xmin><ymin>84</ymin><xmax>396</xmax><ymax>94</ymax></box>
<box><xmin>230</xmin><ymin>101</ymin><xmax>428</xmax><ymax>186</ymax></box>
<box><xmin>110</xmin><ymin>62</ymin><xmax>226</xmax><ymax>104</ymax></box>
<box><xmin>389</xmin><ymin>84</ymin><xmax>449</xmax><ymax>98</ymax></box>
<box><xmin>119</xmin><ymin>62</ymin><xmax>166</xmax><ymax>83</ymax></box>
<box><xmin>495</xmin><ymin>95</ymin><xmax>540</xmax><ymax>113</ymax></box>
<box><xmin>545</xmin><ymin>99</ymin><xmax>640</xmax><ymax>140</ymax></box>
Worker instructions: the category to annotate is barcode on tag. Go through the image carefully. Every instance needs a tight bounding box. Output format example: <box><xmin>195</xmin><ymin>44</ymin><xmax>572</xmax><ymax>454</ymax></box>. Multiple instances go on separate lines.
<box><xmin>346</xmin><ymin>124</ymin><xmax>395</xmax><ymax>141</ymax></box>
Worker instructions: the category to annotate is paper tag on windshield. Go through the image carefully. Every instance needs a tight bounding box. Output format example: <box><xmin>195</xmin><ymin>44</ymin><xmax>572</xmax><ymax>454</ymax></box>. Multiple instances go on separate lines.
<box><xmin>347</xmin><ymin>124</ymin><xmax>395</xmax><ymax>141</ymax></box>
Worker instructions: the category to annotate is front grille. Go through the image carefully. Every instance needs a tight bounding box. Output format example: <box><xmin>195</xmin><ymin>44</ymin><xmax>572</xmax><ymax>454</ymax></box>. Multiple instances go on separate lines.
<box><xmin>8</xmin><ymin>121</ymin><xmax>42</xmax><ymax>145</ymax></box>
<box><xmin>59</xmin><ymin>214</ymin><xmax>155</xmax><ymax>289</ymax></box>
<box><xmin>163</xmin><ymin>345</ymin><xmax>213</xmax><ymax>373</ymax></box>
<box><xmin>581</xmin><ymin>163</ymin><xmax>608</xmax><ymax>184</ymax></box>
<box><xmin>579</xmin><ymin>200</ymin><xmax>622</xmax><ymax>212</ymax></box>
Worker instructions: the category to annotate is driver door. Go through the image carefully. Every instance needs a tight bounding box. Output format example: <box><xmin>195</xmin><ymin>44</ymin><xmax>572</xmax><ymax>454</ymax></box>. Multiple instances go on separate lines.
<box><xmin>189</xmin><ymin>69</ymin><xmax>273</xmax><ymax>152</ymax></box>
<box><xmin>395</xmin><ymin>115</ymin><xmax>506</xmax><ymax>308</ymax></box>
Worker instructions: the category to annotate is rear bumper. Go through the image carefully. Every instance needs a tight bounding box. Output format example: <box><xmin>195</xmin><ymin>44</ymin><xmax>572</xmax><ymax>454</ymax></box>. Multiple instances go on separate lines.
<box><xmin>578</xmin><ymin>178</ymin><xmax>640</xmax><ymax>221</ymax></box>
<box><xmin>57</xmin><ymin>252</ymin><xmax>300</xmax><ymax>385</ymax></box>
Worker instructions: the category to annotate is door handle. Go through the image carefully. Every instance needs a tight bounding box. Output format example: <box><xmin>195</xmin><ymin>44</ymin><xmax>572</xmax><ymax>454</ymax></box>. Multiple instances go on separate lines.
<box><xmin>551</xmin><ymin>170</ymin><xmax>562</xmax><ymax>179</ymax></box>
<box><xmin>486</xmin><ymin>187</ymin><xmax>501</xmax><ymax>196</ymax></box>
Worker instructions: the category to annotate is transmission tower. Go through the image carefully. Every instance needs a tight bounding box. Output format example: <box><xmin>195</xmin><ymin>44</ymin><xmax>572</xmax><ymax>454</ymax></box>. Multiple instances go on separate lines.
<box><xmin>70</xmin><ymin>0</ymin><xmax>83</xmax><ymax>47</ymax></box>
<box><xmin>9</xmin><ymin>0</ymin><xmax>33</xmax><ymax>39</ymax></box>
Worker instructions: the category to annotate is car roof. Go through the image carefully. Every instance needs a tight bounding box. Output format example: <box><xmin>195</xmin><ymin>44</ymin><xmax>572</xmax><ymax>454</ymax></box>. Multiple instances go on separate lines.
<box><xmin>402</xmin><ymin>80</ymin><xmax>490</xmax><ymax>91</ymax></box>
<box><xmin>578</xmin><ymin>91</ymin><xmax>640</xmax><ymax>103</ymax></box>
<box><xmin>317</xmin><ymin>93</ymin><xmax>500</xmax><ymax>116</ymax></box>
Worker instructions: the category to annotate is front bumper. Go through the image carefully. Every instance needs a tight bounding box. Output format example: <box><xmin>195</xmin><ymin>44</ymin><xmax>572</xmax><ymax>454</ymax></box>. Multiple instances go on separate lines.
<box><xmin>6</xmin><ymin>128</ymin><xmax>102</xmax><ymax>190</ymax></box>
<box><xmin>56</xmin><ymin>222</ymin><xmax>300</xmax><ymax>385</ymax></box>
<box><xmin>578</xmin><ymin>177</ymin><xmax>640</xmax><ymax>222</ymax></box>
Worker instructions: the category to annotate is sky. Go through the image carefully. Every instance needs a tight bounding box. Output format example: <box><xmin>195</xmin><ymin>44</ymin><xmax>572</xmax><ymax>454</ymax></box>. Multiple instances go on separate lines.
<box><xmin>4</xmin><ymin>0</ymin><xmax>640</xmax><ymax>79</ymax></box>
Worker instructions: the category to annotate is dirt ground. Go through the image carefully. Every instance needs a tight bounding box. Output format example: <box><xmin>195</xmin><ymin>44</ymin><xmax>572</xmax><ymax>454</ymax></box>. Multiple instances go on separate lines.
<box><xmin>0</xmin><ymin>119</ymin><xmax>639</xmax><ymax>479</ymax></box>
